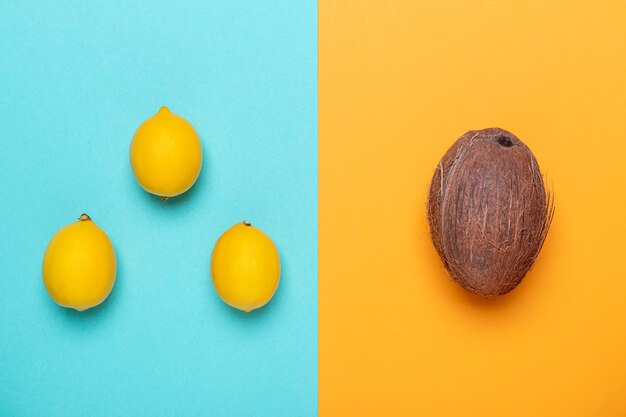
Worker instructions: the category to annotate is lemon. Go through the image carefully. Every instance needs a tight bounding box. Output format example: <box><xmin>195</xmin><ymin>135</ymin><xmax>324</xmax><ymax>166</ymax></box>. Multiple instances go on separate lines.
<box><xmin>130</xmin><ymin>106</ymin><xmax>203</xmax><ymax>199</ymax></box>
<box><xmin>42</xmin><ymin>214</ymin><xmax>117</xmax><ymax>311</ymax></box>
<box><xmin>211</xmin><ymin>221</ymin><xmax>281</xmax><ymax>312</ymax></box>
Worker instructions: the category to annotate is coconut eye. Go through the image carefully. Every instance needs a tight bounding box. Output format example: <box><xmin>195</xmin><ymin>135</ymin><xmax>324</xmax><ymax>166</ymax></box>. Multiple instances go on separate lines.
<box><xmin>496</xmin><ymin>135</ymin><xmax>513</xmax><ymax>147</ymax></box>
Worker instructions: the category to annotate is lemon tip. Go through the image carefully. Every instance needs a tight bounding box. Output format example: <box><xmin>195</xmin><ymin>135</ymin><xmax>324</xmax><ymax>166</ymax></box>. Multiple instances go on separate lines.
<box><xmin>157</xmin><ymin>106</ymin><xmax>171</xmax><ymax>116</ymax></box>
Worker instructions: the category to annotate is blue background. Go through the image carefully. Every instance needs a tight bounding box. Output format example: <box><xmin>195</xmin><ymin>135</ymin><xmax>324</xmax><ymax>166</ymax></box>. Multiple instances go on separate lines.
<box><xmin>0</xmin><ymin>1</ymin><xmax>317</xmax><ymax>415</ymax></box>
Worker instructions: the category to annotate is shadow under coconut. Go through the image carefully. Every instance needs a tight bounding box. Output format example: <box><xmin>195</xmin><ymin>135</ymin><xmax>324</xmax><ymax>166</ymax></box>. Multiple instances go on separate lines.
<box><xmin>428</xmin><ymin>247</ymin><xmax>544</xmax><ymax>311</ymax></box>
<box><xmin>452</xmin><ymin>280</ymin><xmax>532</xmax><ymax>310</ymax></box>
<box><xmin>419</xmin><ymin>199</ymin><xmax>549</xmax><ymax>311</ymax></box>
<box><xmin>419</xmin><ymin>220</ymin><xmax>532</xmax><ymax>312</ymax></box>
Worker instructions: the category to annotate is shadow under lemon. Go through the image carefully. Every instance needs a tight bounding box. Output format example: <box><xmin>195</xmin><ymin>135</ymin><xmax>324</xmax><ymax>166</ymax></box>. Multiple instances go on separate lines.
<box><xmin>44</xmin><ymin>251</ymin><xmax>124</xmax><ymax>331</ymax></box>
<box><xmin>130</xmin><ymin>143</ymin><xmax>210</xmax><ymax>210</ymax></box>
<box><xmin>207</xmin><ymin>248</ymin><xmax>286</xmax><ymax>325</ymax></box>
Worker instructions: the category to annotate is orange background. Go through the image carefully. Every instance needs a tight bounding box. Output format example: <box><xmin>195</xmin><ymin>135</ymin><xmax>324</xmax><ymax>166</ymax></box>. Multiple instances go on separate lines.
<box><xmin>319</xmin><ymin>1</ymin><xmax>626</xmax><ymax>415</ymax></box>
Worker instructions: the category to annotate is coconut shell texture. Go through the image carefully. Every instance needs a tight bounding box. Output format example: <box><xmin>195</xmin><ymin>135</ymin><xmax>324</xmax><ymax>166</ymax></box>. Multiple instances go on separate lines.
<box><xmin>427</xmin><ymin>128</ymin><xmax>554</xmax><ymax>296</ymax></box>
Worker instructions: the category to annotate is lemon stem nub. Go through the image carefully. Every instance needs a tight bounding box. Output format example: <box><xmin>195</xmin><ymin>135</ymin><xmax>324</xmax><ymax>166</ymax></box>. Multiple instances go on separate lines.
<box><xmin>243</xmin><ymin>221</ymin><xmax>251</xmax><ymax>227</ymax></box>
<box><xmin>78</xmin><ymin>213</ymin><xmax>91</xmax><ymax>221</ymax></box>
<box><xmin>160</xmin><ymin>196</ymin><xmax>169</xmax><ymax>201</ymax></box>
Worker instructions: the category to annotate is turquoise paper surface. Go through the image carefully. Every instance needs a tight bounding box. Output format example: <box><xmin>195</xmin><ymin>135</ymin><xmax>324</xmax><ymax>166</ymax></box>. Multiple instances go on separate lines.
<box><xmin>0</xmin><ymin>1</ymin><xmax>317</xmax><ymax>415</ymax></box>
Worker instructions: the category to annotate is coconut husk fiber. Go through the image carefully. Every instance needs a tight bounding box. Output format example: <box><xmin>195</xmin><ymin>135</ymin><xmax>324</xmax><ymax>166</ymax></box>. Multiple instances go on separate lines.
<box><xmin>427</xmin><ymin>128</ymin><xmax>554</xmax><ymax>296</ymax></box>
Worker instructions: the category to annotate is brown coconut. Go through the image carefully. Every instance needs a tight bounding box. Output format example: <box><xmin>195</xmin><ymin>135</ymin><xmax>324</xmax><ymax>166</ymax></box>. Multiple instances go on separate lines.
<box><xmin>427</xmin><ymin>128</ymin><xmax>554</xmax><ymax>296</ymax></box>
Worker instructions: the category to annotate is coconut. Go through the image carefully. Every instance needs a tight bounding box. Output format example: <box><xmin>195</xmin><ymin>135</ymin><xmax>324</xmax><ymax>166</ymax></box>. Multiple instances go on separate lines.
<box><xmin>427</xmin><ymin>128</ymin><xmax>554</xmax><ymax>296</ymax></box>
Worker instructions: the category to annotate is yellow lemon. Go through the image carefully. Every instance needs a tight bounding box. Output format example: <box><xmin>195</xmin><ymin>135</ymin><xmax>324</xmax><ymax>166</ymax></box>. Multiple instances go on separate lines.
<box><xmin>130</xmin><ymin>106</ymin><xmax>203</xmax><ymax>199</ymax></box>
<box><xmin>42</xmin><ymin>214</ymin><xmax>117</xmax><ymax>311</ymax></box>
<box><xmin>211</xmin><ymin>221</ymin><xmax>281</xmax><ymax>312</ymax></box>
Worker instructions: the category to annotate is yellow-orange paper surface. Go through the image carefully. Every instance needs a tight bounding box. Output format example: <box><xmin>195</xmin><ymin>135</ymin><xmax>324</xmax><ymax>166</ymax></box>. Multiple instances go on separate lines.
<box><xmin>319</xmin><ymin>1</ymin><xmax>626</xmax><ymax>415</ymax></box>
